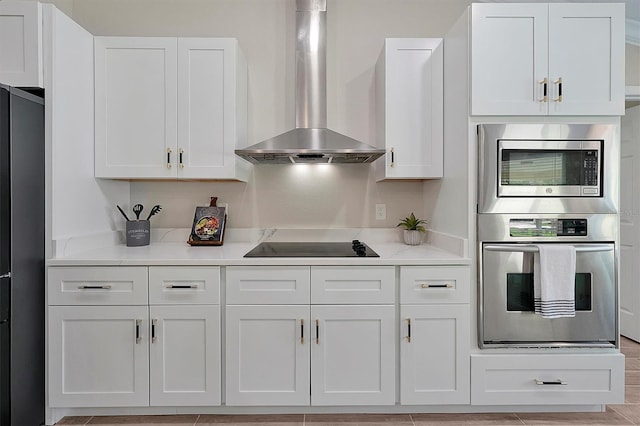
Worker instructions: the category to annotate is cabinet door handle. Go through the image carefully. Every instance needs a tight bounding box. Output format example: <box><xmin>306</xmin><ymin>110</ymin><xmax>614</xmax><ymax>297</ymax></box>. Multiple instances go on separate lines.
<box><xmin>553</xmin><ymin>77</ymin><xmax>563</xmax><ymax>102</ymax></box>
<box><xmin>406</xmin><ymin>318</ymin><xmax>411</xmax><ymax>343</ymax></box>
<box><xmin>164</xmin><ymin>284</ymin><xmax>197</xmax><ymax>289</ymax></box>
<box><xmin>315</xmin><ymin>319</ymin><xmax>320</xmax><ymax>344</ymax></box>
<box><xmin>390</xmin><ymin>148</ymin><xmax>395</xmax><ymax>167</ymax></box>
<box><xmin>535</xmin><ymin>379</ymin><xmax>567</xmax><ymax>386</ymax></box>
<box><xmin>300</xmin><ymin>319</ymin><xmax>304</xmax><ymax>344</ymax></box>
<box><xmin>151</xmin><ymin>319</ymin><xmax>157</xmax><ymax>343</ymax></box>
<box><xmin>420</xmin><ymin>282</ymin><xmax>453</xmax><ymax>289</ymax></box>
<box><xmin>78</xmin><ymin>284</ymin><xmax>112</xmax><ymax>290</ymax></box>
<box><xmin>135</xmin><ymin>319</ymin><xmax>142</xmax><ymax>344</ymax></box>
<box><xmin>179</xmin><ymin>148</ymin><xmax>184</xmax><ymax>168</ymax></box>
<box><xmin>539</xmin><ymin>77</ymin><xmax>548</xmax><ymax>102</ymax></box>
<box><xmin>167</xmin><ymin>148</ymin><xmax>173</xmax><ymax>169</ymax></box>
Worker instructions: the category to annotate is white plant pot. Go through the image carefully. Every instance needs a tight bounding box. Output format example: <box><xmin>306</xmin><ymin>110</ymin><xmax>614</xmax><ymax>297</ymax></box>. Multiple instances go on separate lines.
<box><xmin>403</xmin><ymin>230</ymin><xmax>423</xmax><ymax>246</ymax></box>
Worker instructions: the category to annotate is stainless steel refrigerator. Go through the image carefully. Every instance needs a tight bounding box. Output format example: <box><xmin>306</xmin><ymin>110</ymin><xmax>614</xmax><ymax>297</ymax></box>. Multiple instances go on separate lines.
<box><xmin>0</xmin><ymin>84</ymin><xmax>45</xmax><ymax>426</ymax></box>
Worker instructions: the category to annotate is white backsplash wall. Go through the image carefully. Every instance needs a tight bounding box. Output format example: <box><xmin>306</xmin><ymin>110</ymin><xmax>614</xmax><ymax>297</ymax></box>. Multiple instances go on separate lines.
<box><xmin>130</xmin><ymin>166</ymin><xmax>423</xmax><ymax>229</ymax></box>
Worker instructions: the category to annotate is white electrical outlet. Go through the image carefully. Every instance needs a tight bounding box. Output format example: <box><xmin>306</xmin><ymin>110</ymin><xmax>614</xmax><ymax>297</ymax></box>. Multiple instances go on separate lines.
<box><xmin>375</xmin><ymin>204</ymin><xmax>386</xmax><ymax>220</ymax></box>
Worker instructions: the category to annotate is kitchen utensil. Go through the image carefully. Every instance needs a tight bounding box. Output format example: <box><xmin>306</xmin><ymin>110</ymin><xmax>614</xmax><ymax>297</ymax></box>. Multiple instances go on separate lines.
<box><xmin>146</xmin><ymin>205</ymin><xmax>162</xmax><ymax>220</ymax></box>
<box><xmin>133</xmin><ymin>203</ymin><xmax>143</xmax><ymax>220</ymax></box>
<box><xmin>117</xmin><ymin>205</ymin><xmax>130</xmax><ymax>221</ymax></box>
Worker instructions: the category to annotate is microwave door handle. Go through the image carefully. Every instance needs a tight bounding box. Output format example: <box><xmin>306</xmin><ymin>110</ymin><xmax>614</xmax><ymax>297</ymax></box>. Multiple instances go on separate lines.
<box><xmin>484</xmin><ymin>244</ymin><xmax>613</xmax><ymax>253</ymax></box>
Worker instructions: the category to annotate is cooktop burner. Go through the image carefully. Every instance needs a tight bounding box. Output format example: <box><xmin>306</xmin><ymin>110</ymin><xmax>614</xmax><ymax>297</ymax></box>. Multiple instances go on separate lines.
<box><xmin>243</xmin><ymin>240</ymin><xmax>379</xmax><ymax>258</ymax></box>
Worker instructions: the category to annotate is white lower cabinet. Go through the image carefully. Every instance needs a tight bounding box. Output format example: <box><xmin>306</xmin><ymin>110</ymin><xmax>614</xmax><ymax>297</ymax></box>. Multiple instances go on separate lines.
<box><xmin>399</xmin><ymin>266</ymin><xmax>471</xmax><ymax>405</ymax></box>
<box><xmin>48</xmin><ymin>266</ymin><xmax>221</xmax><ymax>408</ymax></box>
<box><xmin>48</xmin><ymin>305</ymin><xmax>150</xmax><ymax>407</ymax></box>
<box><xmin>224</xmin><ymin>266</ymin><xmax>396</xmax><ymax>407</ymax></box>
<box><xmin>225</xmin><ymin>305</ymin><xmax>311</xmax><ymax>406</ymax></box>
<box><xmin>400</xmin><ymin>304</ymin><xmax>470</xmax><ymax>404</ymax></box>
<box><xmin>471</xmin><ymin>354</ymin><xmax>625</xmax><ymax>405</ymax></box>
<box><xmin>311</xmin><ymin>305</ymin><xmax>395</xmax><ymax>406</ymax></box>
<box><xmin>149</xmin><ymin>305</ymin><xmax>220</xmax><ymax>406</ymax></box>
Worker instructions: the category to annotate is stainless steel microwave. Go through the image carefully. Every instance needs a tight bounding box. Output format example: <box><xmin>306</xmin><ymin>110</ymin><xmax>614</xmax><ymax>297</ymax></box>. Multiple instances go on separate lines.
<box><xmin>478</xmin><ymin>123</ymin><xmax>618</xmax><ymax>214</ymax></box>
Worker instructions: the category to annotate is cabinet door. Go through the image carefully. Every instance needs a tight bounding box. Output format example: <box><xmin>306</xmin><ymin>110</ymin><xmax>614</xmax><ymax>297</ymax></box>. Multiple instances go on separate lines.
<box><xmin>0</xmin><ymin>1</ymin><xmax>42</xmax><ymax>87</ymax></box>
<box><xmin>95</xmin><ymin>37</ymin><xmax>177</xmax><ymax>178</ymax></box>
<box><xmin>400</xmin><ymin>304</ymin><xmax>469</xmax><ymax>405</ymax></box>
<box><xmin>548</xmin><ymin>3</ymin><xmax>625</xmax><ymax>115</ymax></box>
<box><xmin>225</xmin><ymin>305</ymin><xmax>310</xmax><ymax>405</ymax></box>
<box><xmin>377</xmin><ymin>38</ymin><xmax>443</xmax><ymax>180</ymax></box>
<box><xmin>311</xmin><ymin>305</ymin><xmax>395</xmax><ymax>406</ymax></box>
<box><xmin>471</xmin><ymin>3</ymin><xmax>548</xmax><ymax>115</ymax></box>
<box><xmin>149</xmin><ymin>305</ymin><xmax>220</xmax><ymax>406</ymax></box>
<box><xmin>48</xmin><ymin>306</ymin><xmax>149</xmax><ymax>407</ymax></box>
<box><xmin>177</xmin><ymin>38</ymin><xmax>241</xmax><ymax>179</ymax></box>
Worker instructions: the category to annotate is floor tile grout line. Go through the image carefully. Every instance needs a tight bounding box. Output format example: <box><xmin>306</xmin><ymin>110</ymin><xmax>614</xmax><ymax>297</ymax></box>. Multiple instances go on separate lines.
<box><xmin>193</xmin><ymin>413</ymin><xmax>200</xmax><ymax>426</ymax></box>
<box><xmin>513</xmin><ymin>411</ymin><xmax>526</xmax><ymax>425</ymax></box>
<box><xmin>608</xmin><ymin>404</ymin><xmax>637</xmax><ymax>425</ymax></box>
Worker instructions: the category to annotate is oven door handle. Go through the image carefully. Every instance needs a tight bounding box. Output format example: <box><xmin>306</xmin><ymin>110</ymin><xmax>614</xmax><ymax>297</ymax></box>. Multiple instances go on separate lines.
<box><xmin>483</xmin><ymin>244</ymin><xmax>613</xmax><ymax>253</ymax></box>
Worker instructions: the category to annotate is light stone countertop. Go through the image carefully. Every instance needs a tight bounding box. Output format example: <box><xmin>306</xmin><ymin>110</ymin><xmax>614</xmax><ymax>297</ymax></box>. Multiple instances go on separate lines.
<box><xmin>47</xmin><ymin>228</ymin><xmax>471</xmax><ymax>267</ymax></box>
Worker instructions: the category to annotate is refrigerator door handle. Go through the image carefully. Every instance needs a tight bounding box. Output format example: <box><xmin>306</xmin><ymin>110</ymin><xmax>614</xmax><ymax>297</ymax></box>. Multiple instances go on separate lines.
<box><xmin>0</xmin><ymin>272</ymin><xmax>10</xmax><ymax>279</ymax></box>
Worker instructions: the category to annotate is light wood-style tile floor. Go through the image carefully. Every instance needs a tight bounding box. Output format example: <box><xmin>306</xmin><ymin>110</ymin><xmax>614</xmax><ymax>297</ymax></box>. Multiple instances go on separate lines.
<box><xmin>55</xmin><ymin>337</ymin><xmax>640</xmax><ymax>426</ymax></box>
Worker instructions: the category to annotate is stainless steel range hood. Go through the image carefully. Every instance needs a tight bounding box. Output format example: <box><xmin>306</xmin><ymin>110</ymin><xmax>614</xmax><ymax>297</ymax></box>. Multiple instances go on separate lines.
<box><xmin>235</xmin><ymin>0</ymin><xmax>384</xmax><ymax>164</ymax></box>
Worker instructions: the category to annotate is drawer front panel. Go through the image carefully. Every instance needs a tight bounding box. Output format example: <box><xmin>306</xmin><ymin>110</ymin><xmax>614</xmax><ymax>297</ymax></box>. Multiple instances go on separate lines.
<box><xmin>311</xmin><ymin>266</ymin><xmax>395</xmax><ymax>304</ymax></box>
<box><xmin>226</xmin><ymin>266</ymin><xmax>310</xmax><ymax>304</ymax></box>
<box><xmin>400</xmin><ymin>266</ymin><xmax>470</xmax><ymax>304</ymax></box>
<box><xmin>471</xmin><ymin>354</ymin><xmax>624</xmax><ymax>405</ymax></box>
<box><xmin>149</xmin><ymin>266</ymin><xmax>220</xmax><ymax>305</ymax></box>
<box><xmin>48</xmin><ymin>267</ymin><xmax>148</xmax><ymax>305</ymax></box>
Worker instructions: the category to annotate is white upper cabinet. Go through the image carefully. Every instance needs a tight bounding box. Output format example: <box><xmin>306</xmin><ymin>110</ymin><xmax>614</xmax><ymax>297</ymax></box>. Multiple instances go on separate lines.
<box><xmin>0</xmin><ymin>1</ymin><xmax>43</xmax><ymax>87</ymax></box>
<box><xmin>177</xmin><ymin>38</ymin><xmax>248</xmax><ymax>179</ymax></box>
<box><xmin>471</xmin><ymin>3</ymin><xmax>624</xmax><ymax>116</ymax></box>
<box><xmin>94</xmin><ymin>37</ymin><xmax>250</xmax><ymax>180</ymax></box>
<box><xmin>95</xmin><ymin>37</ymin><xmax>177</xmax><ymax>179</ymax></box>
<box><xmin>375</xmin><ymin>38</ymin><xmax>443</xmax><ymax>180</ymax></box>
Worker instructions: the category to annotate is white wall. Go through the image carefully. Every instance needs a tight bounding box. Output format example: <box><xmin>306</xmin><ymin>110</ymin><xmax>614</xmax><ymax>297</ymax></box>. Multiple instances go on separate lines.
<box><xmin>130</xmin><ymin>166</ymin><xmax>423</xmax><ymax>229</ymax></box>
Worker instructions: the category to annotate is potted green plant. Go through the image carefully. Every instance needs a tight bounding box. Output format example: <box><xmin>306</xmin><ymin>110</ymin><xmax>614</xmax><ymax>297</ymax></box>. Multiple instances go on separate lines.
<box><xmin>397</xmin><ymin>212</ymin><xmax>427</xmax><ymax>245</ymax></box>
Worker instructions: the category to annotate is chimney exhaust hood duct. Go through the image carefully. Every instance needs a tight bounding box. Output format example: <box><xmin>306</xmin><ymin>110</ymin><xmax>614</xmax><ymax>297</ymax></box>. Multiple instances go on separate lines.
<box><xmin>235</xmin><ymin>0</ymin><xmax>385</xmax><ymax>164</ymax></box>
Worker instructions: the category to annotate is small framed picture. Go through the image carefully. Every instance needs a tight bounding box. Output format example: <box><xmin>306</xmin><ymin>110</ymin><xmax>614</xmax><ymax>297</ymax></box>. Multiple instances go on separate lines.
<box><xmin>188</xmin><ymin>197</ymin><xmax>226</xmax><ymax>246</ymax></box>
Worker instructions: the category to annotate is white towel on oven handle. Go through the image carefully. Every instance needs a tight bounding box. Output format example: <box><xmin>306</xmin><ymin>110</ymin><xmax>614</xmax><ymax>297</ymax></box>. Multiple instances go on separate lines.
<box><xmin>533</xmin><ymin>244</ymin><xmax>576</xmax><ymax>318</ymax></box>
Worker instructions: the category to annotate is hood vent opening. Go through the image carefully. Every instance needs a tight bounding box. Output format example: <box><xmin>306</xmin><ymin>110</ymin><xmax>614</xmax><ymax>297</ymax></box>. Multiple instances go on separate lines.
<box><xmin>235</xmin><ymin>0</ymin><xmax>385</xmax><ymax>165</ymax></box>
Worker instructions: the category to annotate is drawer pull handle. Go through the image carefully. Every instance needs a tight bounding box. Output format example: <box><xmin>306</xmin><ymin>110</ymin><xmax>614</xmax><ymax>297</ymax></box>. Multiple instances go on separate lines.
<box><xmin>300</xmin><ymin>319</ymin><xmax>304</xmax><ymax>344</ymax></box>
<box><xmin>406</xmin><ymin>318</ymin><xmax>411</xmax><ymax>343</ymax></box>
<box><xmin>165</xmin><ymin>284</ymin><xmax>197</xmax><ymax>289</ymax></box>
<box><xmin>78</xmin><ymin>285</ymin><xmax>112</xmax><ymax>290</ymax></box>
<box><xmin>535</xmin><ymin>379</ymin><xmax>567</xmax><ymax>386</ymax></box>
<box><xmin>420</xmin><ymin>283</ymin><xmax>453</xmax><ymax>289</ymax></box>
<box><xmin>315</xmin><ymin>319</ymin><xmax>320</xmax><ymax>345</ymax></box>
<box><xmin>135</xmin><ymin>319</ymin><xmax>142</xmax><ymax>344</ymax></box>
<box><xmin>151</xmin><ymin>319</ymin><xmax>157</xmax><ymax>343</ymax></box>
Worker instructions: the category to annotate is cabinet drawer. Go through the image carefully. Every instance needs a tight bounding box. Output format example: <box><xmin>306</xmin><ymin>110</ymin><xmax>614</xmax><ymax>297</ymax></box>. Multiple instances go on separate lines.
<box><xmin>311</xmin><ymin>266</ymin><xmax>395</xmax><ymax>304</ymax></box>
<box><xmin>226</xmin><ymin>266</ymin><xmax>310</xmax><ymax>304</ymax></box>
<box><xmin>149</xmin><ymin>266</ymin><xmax>220</xmax><ymax>305</ymax></box>
<box><xmin>471</xmin><ymin>353</ymin><xmax>624</xmax><ymax>405</ymax></box>
<box><xmin>48</xmin><ymin>267</ymin><xmax>148</xmax><ymax>306</ymax></box>
<box><xmin>400</xmin><ymin>266</ymin><xmax>469</xmax><ymax>304</ymax></box>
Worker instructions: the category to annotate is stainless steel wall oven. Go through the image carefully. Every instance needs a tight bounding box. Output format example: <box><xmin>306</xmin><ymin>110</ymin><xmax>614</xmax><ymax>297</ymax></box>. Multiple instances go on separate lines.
<box><xmin>478</xmin><ymin>214</ymin><xmax>617</xmax><ymax>348</ymax></box>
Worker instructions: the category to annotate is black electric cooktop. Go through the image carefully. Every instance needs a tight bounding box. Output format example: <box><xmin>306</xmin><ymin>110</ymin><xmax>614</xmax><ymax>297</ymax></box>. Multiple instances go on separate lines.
<box><xmin>243</xmin><ymin>240</ymin><xmax>379</xmax><ymax>258</ymax></box>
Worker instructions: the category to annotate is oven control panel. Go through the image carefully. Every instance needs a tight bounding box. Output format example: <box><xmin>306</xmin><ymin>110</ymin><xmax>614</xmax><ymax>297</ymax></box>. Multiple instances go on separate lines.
<box><xmin>509</xmin><ymin>218</ymin><xmax>587</xmax><ymax>237</ymax></box>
